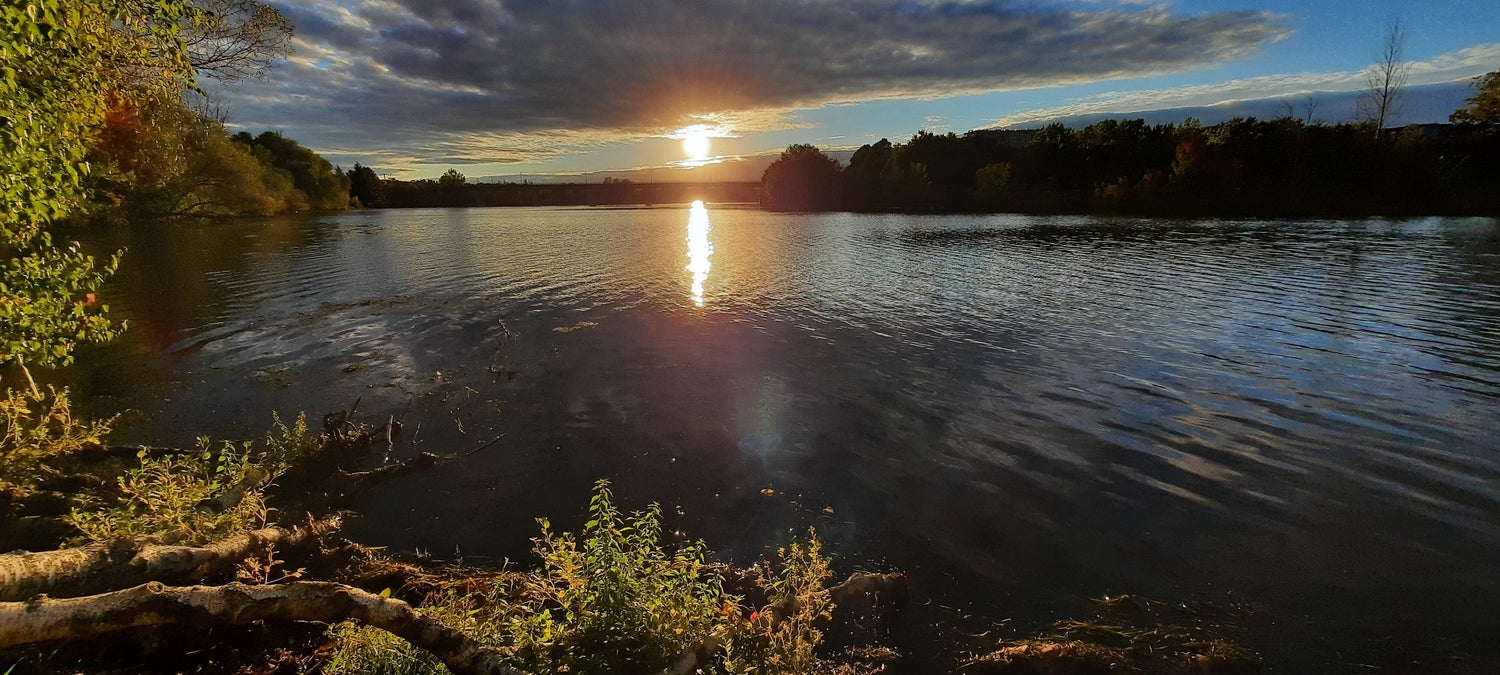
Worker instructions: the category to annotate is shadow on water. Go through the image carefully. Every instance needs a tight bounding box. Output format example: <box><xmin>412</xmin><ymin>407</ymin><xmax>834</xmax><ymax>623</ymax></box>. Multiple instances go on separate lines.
<box><xmin>58</xmin><ymin>209</ymin><xmax>1500</xmax><ymax>672</ymax></box>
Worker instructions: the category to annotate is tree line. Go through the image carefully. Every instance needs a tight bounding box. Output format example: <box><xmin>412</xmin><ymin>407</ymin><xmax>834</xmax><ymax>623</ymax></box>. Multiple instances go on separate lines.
<box><xmin>762</xmin><ymin>71</ymin><xmax>1500</xmax><ymax>216</ymax></box>
<box><xmin>349</xmin><ymin>169</ymin><xmax>759</xmax><ymax>208</ymax></box>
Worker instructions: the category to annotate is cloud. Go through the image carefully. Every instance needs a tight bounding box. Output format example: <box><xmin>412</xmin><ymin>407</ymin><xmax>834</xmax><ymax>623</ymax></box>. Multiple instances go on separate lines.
<box><xmin>222</xmin><ymin>0</ymin><xmax>1285</xmax><ymax>168</ymax></box>
<box><xmin>989</xmin><ymin>42</ymin><xmax>1500</xmax><ymax>127</ymax></box>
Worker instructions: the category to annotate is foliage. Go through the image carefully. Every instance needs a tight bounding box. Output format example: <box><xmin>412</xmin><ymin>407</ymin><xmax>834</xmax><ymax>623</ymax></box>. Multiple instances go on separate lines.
<box><xmin>326</xmin><ymin>481</ymin><xmax>839</xmax><ymax>675</ymax></box>
<box><xmin>1</xmin><ymin>0</ymin><xmax>197</xmax><ymax>381</ymax></box>
<box><xmin>1</xmin><ymin>236</ymin><xmax>123</xmax><ymax>378</ymax></box>
<box><xmin>508</xmin><ymin>479</ymin><xmax>725</xmax><ymax>672</ymax></box>
<box><xmin>822</xmin><ymin>116</ymin><xmax>1500</xmax><ymax>215</ymax></box>
<box><xmin>233</xmin><ymin>131</ymin><xmax>352</xmax><ymax>211</ymax></box>
<box><xmin>88</xmin><ymin>96</ymin><xmax>309</xmax><ymax>218</ymax></box>
<box><xmin>438</xmin><ymin>168</ymin><xmax>468</xmax><ymax>188</ymax></box>
<box><xmin>0</xmin><ymin>387</ymin><xmax>114</xmax><ymax>493</ymax></box>
<box><xmin>1451</xmin><ymin>70</ymin><xmax>1500</xmax><ymax>125</ymax></box>
<box><xmin>65</xmin><ymin>411</ymin><xmax>319</xmax><ymax>545</ymax></box>
<box><xmin>346</xmin><ymin>163</ymin><xmax>386</xmax><ymax>208</ymax></box>
<box><xmin>723</xmin><ymin>533</ymin><xmax>834</xmax><ymax>675</ymax></box>
<box><xmin>974</xmin><ymin>162</ymin><xmax>1012</xmax><ymax>204</ymax></box>
<box><xmin>761</xmin><ymin>144</ymin><xmax>843</xmax><ymax>211</ymax></box>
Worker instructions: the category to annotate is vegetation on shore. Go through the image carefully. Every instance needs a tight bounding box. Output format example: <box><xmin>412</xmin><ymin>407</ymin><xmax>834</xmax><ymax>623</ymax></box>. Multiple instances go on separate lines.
<box><xmin>760</xmin><ymin>111</ymin><xmax>1500</xmax><ymax>215</ymax></box>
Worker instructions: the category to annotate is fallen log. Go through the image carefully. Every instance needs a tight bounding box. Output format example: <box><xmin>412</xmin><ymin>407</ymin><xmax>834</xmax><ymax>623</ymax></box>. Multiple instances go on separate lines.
<box><xmin>0</xmin><ymin>518</ymin><xmax>340</xmax><ymax>601</ymax></box>
<box><xmin>0</xmin><ymin>581</ymin><xmax>529</xmax><ymax>675</ymax></box>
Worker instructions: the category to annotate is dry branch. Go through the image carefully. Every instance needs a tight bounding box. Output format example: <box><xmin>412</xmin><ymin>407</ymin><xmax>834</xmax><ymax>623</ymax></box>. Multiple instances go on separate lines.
<box><xmin>0</xmin><ymin>518</ymin><xmax>340</xmax><ymax>601</ymax></box>
<box><xmin>0</xmin><ymin>581</ymin><xmax>528</xmax><ymax>675</ymax></box>
<box><xmin>333</xmin><ymin>452</ymin><xmax>439</xmax><ymax>495</ymax></box>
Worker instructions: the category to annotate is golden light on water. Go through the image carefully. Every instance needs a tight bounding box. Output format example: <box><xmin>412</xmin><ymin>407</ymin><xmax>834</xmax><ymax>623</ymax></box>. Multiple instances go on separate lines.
<box><xmin>685</xmin><ymin>200</ymin><xmax>713</xmax><ymax>306</ymax></box>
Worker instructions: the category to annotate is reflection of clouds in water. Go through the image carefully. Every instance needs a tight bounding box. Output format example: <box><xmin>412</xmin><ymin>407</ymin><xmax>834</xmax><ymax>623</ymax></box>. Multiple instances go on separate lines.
<box><xmin>685</xmin><ymin>200</ymin><xmax>713</xmax><ymax>306</ymax></box>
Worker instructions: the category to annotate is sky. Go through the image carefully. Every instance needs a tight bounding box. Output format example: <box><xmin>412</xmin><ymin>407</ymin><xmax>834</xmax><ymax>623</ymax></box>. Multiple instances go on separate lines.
<box><xmin>216</xmin><ymin>0</ymin><xmax>1500</xmax><ymax>181</ymax></box>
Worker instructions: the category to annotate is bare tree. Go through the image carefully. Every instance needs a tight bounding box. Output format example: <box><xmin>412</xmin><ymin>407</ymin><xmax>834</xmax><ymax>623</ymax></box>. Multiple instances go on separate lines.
<box><xmin>1356</xmin><ymin>20</ymin><xmax>1410</xmax><ymax>137</ymax></box>
<box><xmin>182</xmin><ymin>0</ymin><xmax>294</xmax><ymax>82</ymax></box>
<box><xmin>1278</xmin><ymin>95</ymin><xmax>1321</xmax><ymax>125</ymax></box>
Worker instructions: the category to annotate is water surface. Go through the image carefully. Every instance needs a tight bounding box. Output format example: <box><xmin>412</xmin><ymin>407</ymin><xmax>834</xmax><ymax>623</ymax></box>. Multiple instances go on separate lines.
<box><xmin>68</xmin><ymin>206</ymin><xmax>1500</xmax><ymax>670</ymax></box>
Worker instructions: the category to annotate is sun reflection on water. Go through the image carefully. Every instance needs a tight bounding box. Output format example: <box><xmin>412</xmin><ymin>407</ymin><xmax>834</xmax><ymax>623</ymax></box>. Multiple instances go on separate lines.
<box><xmin>685</xmin><ymin>200</ymin><xmax>713</xmax><ymax>306</ymax></box>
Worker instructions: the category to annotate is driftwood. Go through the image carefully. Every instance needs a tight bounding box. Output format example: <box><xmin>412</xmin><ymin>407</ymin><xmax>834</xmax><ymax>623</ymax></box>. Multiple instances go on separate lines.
<box><xmin>0</xmin><ymin>518</ymin><xmax>341</xmax><ymax>602</ymax></box>
<box><xmin>0</xmin><ymin>581</ymin><xmax>529</xmax><ymax>675</ymax></box>
<box><xmin>332</xmin><ymin>452</ymin><xmax>439</xmax><ymax>495</ymax></box>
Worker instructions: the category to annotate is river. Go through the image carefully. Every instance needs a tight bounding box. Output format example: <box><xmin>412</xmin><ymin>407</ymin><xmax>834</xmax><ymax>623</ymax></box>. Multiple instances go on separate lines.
<box><xmin>65</xmin><ymin>205</ymin><xmax>1500</xmax><ymax>670</ymax></box>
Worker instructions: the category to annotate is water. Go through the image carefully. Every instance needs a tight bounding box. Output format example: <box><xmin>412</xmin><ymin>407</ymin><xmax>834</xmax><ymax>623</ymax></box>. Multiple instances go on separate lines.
<box><xmin>64</xmin><ymin>206</ymin><xmax>1500</xmax><ymax>670</ymax></box>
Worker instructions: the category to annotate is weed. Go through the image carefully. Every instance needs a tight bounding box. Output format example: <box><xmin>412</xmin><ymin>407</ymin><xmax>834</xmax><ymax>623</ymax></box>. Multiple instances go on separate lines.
<box><xmin>325</xmin><ymin>481</ymin><xmax>840</xmax><ymax>675</ymax></box>
<box><xmin>65</xmin><ymin>438</ymin><xmax>273</xmax><ymax>545</ymax></box>
<box><xmin>506</xmin><ymin>479</ymin><xmax>724</xmax><ymax>672</ymax></box>
<box><xmin>0</xmin><ymin>387</ymin><xmax>113</xmax><ymax>493</ymax></box>
<box><xmin>723</xmin><ymin>532</ymin><xmax>834</xmax><ymax>675</ymax></box>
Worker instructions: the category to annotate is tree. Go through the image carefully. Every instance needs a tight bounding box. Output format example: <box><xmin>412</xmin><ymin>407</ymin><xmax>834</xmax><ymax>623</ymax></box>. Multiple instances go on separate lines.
<box><xmin>760</xmin><ymin>145</ymin><xmax>843</xmax><ymax>211</ymax></box>
<box><xmin>87</xmin><ymin>96</ymin><xmax>308</xmax><ymax>218</ymax></box>
<box><xmin>975</xmin><ymin>163</ymin><xmax>1012</xmax><ymax>207</ymax></box>
<box><xmin>2</xmin><ymin>0</ymin><xmax>197</xmax><ymax>391</ymax></box>
<box><xmin>181</xmin><ymin>0</ymin><xmax>294</xmax><ymax>82</ymax></box>
<box><xmin>234</xmin><ymin>131</ymin><xmax>351</xmax><ymax>211</ymax></box>
<box><xmin>1451</xmin><ymin>69</ymin><xmax>1500</xmax><ymax>125</ymax></box>
<box><xmin>347</xmin><ymin>163</ymin><xmax>385</xmax><ymax>207</ymax></box>
<box><xmin>1357</xmin><ymin>21</ymin><xmax>1410</xmax><ymax>137</ymax></box>
<box><xmin>439</xmin><ymin>168</ymin><xmax>468</xmax><ymax>188</ymax></box>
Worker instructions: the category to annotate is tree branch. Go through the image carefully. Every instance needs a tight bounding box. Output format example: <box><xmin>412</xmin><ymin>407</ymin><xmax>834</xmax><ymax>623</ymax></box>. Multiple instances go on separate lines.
<box><xmin>0</xmin><ymin>581</ymin><xmax>529</xmax><ymax>675</ymax></box>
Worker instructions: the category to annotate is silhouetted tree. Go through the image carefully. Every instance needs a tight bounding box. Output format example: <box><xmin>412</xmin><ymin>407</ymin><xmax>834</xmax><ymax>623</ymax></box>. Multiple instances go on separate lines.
<box><xmin>1357</xmin><ymin>21</ymin><xmax>1410</xmax><ymax>137</ymax></box>
<box><xmin>347</xmin><ymin>163</ymin><xmax>385</xmax><ymax>208</ymax></box>
<box><xmin>760</xmin><ymin>145</ymin><xmax>842</xmax><ymax>211</ymax></box>
<box><xmin>438</xmin><ymin>169</ymin><xmax>468</xmax><ymax>187</ymax></box>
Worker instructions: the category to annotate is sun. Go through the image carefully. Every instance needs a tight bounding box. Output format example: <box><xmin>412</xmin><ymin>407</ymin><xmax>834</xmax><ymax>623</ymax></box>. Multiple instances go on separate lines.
<box><xmin>683</xmin><ymin>130</ymin><xmax>711</xmax><ymax>160</ymax></box>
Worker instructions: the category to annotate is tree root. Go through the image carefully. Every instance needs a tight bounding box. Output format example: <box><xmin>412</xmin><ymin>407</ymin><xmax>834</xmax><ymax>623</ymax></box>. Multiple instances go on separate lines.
<box><xmin>0</xmin><ymin>517</ymin><xmax>341</xmax><ymax>601</ymax></box>
<box><xmin>0</xmin><ymin>581</ymin><xmax>530</xmax><ymax>675</ymax></box>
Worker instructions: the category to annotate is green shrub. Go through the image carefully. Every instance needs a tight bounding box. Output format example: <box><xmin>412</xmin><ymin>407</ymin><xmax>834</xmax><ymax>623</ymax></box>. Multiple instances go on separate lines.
<box><xmin>66</xmin><ymin>438</ymin><xmax>272</xmax><ymax>545</ymax></box>
<box><xmin>508</xmin><ymin>480</ymin><xmax>724</xmax><ymax>672</ymax></box>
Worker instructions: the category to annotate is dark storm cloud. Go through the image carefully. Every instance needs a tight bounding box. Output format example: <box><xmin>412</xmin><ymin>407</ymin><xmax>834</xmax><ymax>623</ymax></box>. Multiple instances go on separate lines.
<box><xmin>228</xmin><ymin>0</ymin><xmax>1284</xmax><ymax>165</ymax></box>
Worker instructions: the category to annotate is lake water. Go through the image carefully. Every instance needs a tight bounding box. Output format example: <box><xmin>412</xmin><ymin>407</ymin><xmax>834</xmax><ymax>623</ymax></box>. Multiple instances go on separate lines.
<box><xmin>66</xmin><ymin>206</ymin><xmax>1500</xmax><ymax>670</ymax></box>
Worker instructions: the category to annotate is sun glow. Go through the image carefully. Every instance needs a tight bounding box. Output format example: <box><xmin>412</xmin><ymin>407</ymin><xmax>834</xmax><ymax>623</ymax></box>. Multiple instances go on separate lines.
<box><xmin>683</xmin><ymin>130</ymin><xmax>711</xmax><ymax>160</ymax></box>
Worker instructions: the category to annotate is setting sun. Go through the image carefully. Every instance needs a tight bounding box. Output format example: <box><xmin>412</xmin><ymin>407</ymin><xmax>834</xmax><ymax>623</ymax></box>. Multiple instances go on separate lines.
<box><xmin>683</xmin><ymin>130</ymin><xmax>711</xmax><ymax>159</ymax></box>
